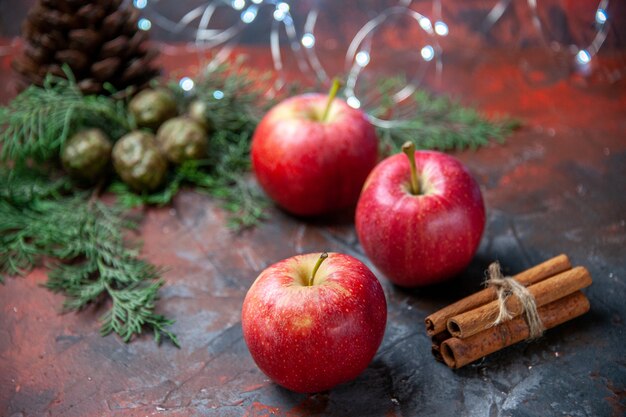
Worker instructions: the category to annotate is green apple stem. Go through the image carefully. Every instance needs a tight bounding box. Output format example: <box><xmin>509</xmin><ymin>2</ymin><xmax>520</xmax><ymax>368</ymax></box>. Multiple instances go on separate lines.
<box><xmin>321</xmin><ymin>79</ymin><xmax>342</xmax><ymax>122</ymax></box>
<box><xmin>402</xmin><ymin>141</ymin><xmax>420</xmax><ymax>195</ymax></box>
<box><xmin>309</xmin><ymin>252</ymin><xmax>329</xmax><ymax>286</ymax></box>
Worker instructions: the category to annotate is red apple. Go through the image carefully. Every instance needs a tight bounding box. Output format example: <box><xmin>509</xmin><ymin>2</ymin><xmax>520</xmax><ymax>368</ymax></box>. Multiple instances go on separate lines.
<box><xmin>355</xmin><ymin>143</ymin><xmax>485</xmax><ymax>287</ymax></box>
<box><xmin>241</xmin><ymin>252</ymin><xmax>387</xmax><ymax>393</ymax></box>
<box><xmin>251</xmin><ymin>82</ymin><xmax>378</xmax><ymax>216</ymax></box>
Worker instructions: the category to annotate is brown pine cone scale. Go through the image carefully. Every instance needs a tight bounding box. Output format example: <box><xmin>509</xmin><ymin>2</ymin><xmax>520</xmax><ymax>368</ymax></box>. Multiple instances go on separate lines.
<box><xmin>68</xmin><ymin>29</ymin><xmax>102</xmax><ymax>51</ymax></box>
<box><xmin>13</xmin><ymin>0</ymin><xmax>161</xmax><ymax>96</ymax></box>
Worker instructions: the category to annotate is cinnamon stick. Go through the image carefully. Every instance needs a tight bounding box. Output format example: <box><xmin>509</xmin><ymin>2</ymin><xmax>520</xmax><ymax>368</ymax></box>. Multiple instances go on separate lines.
<box><xmin>425</xmin><ymin>254</ymin><xmax>571</xmax><ymax>336</ymax></box>
<box><xmin>432</xmin><ymin>329</ymin><xmax>452</xmax><ymax>345</ymax></box>
<box><xmin>447</xmin><ymin>266</ymin><xmax>592</xmax><ymax>338</ymax></box>
<box><xmin>440</xmin><ymin>291</ymin><xmax>590</xmax><ymax>369</ymax></box>
<box><xmin>432</xmin><ymin>344</ymin><xmax>444</xmax><ymax>362</ymax></box>
<box><xmin>431</xmin><ymin>330</ymin><xmax>452</xmax><ymax>363</ymax></box>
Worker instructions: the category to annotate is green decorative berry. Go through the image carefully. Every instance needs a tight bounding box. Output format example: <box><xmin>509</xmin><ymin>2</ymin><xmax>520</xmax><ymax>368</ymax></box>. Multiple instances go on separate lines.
<box><xmin>112</xmin><ymin>131</ymin><xmax>168</xmax><ymax>192</ymax></box>
<box><xmin>129</xmin><ymin>88</ymin><xmax>178</xmax><ymax>130</ymax></box>
<box><xmin>156</xmin><ymin>116</ymin><xmax>208</xmax><ymax>164</ymax></box>
<box><xmin>61</xmin><ymin>128</ymin><xmax>112</xmax><ymax>182</ymax></box>
<box><xmin>188</xmin><ymin>99</ymin><xmax>213</xmax><ymax>132</ymax></box>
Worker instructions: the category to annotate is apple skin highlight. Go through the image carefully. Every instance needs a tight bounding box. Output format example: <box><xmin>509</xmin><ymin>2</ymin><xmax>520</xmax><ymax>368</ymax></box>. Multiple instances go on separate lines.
<box><xmin>241</xmin><ymin>252</ymin><xmax>387</xmax><ymax>393</ymax></box>
<box><xmin>251</xmin><ymin>94</ymin><xmax>378</xmax><ymax>216</ymax></box>
<box><xmin>356</xmin><ymin>150</ymin><xmax>485</xmax><ymax>287</ymax></box>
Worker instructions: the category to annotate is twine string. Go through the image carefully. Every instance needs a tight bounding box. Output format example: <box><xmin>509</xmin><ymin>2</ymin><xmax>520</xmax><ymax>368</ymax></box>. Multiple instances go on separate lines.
<box><xmin>486</xmin><ymin>262</ymin><xmax>545</xmax><ymax>339</ymax></box>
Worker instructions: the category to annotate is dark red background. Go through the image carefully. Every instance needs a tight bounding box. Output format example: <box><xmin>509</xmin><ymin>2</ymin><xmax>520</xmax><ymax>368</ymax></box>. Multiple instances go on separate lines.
<box><xmin>1</xmin><ymin>1</ymin><xmax>625</xmax><ymax>416</ymax></box>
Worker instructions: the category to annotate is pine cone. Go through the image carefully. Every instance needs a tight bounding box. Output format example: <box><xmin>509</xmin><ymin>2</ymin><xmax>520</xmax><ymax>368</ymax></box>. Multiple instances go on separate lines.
<box><xmin>12</xmin><ymin>0</ymin><xmax>160</xmax><ymax>96</ymax></box>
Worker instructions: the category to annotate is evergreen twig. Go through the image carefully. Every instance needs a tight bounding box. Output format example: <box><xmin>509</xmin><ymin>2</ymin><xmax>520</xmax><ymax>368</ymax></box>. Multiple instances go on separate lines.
<box><xmin>0</xmin><ymin>167</ymin><xmax>178</xmax><ymax>346</ymax></box>
<box><xmin>110</xmin><ymin>58</ymin><xmax>273</xmax><ymax>228</ymax></box>
<box><xmin>0</xmin><ymin>70</ymin><xmax>132</xmax><ymax>163</ymax></box>
<box><xmin>369</xmin><ymin>78</ymin><xmax>519</xmax><ymax>154</ymax></box>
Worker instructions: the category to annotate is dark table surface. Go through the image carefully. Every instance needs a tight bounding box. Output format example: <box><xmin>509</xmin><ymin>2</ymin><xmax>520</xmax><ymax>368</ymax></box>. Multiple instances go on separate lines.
<box><xmin>0</xmin><ymin>38</ymin><xmax>625</xmax><ymax>417</ymax></box>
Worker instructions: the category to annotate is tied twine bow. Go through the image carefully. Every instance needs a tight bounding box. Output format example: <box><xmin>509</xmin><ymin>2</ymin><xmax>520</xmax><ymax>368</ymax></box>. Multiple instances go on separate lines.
<box><xmin>486</xmin><ymin>262</ymin><xmax>545</xmax><ymax>339</ymax></box>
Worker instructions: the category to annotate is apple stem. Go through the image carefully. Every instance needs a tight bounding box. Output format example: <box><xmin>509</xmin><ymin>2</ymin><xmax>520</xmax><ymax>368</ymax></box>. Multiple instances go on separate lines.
<box><xmin>309</xmin><ymin>252</ymin><xmax>329</xmax><ymax>286</ymax></box>
<box><xmin>402</xmin><ymin>141</ymin><xmax>420</xmax><ymax>195</ymax></box>
<box><xmin>321</xmin><ymin>79</ymin><xmax>342</xmax><ymax>123</ymax></box>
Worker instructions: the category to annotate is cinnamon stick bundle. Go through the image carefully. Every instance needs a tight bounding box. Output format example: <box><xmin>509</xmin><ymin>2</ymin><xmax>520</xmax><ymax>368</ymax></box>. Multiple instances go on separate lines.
<box><xmin>426</xmin><ymin>254</ymin><xmax>592</xmax><ymax>369</ymax></box>
<box><xmin>447</xmin><ymin>266</ymin><xmax>592</xmax><ymax>338</ymax></box>
<box><xmin>424</xmin><ymin>254</ymin><xmax>571</xmax><ymax>336</ymax></box>
<box><xmin>440</xmin><ymin>291</ymin><xmax>590</xmax><ymax>369</ymax></box>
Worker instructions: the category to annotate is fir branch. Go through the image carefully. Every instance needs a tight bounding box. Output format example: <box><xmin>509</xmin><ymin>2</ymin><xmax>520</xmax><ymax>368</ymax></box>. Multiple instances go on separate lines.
<box><xmin>109</xmin><ymin>59</ymin><xmax>272</xmax><ymax>228</ymax></box>
<box><xmin>367</xmin><ymin>78</ymin><xmax>519</xmax><ymax>154</ymax></box>
<box><xmin>0</xmin><ymin>71</ymin><xmax>131</xmax><ymax>163</ymax></box>
<box><xmin>110</xmin><ymin>155</ymin><xmax>269</xmax><ymax>230</ymax></box>
<box><xmin>108</xmin><ymin>169</ymin><xmax>187</xmax><ymax>208</ymax></box>
<box><xmin>0</xmin><ymin>168</ymin><xmax>178</xmax><ymax>346</ymax></box>
<box><xmin>169</xmin><ymin>56</ymin><xmax>271</xmax><ymax>130</ymax></box>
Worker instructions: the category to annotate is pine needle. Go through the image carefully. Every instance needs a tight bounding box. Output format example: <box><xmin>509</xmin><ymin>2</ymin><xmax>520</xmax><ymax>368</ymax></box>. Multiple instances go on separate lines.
<box><xmin>0</xmin><ymin>70</ymin><xmax>132</xmax><ymax>163</ymax></box>
<box><xmin>0</xmin><ymin>167</ymin><xmax>178</xmax><ymax>346</ymax></box>
<box><xmin>110</xmin><ymin>58</ymin><xmax>273</xmax><ymax>229</ymax></box>
<box><xmin>368</xmin><ymin>78</ymin><xmax>519</xmax><ymax>154</ymax></box>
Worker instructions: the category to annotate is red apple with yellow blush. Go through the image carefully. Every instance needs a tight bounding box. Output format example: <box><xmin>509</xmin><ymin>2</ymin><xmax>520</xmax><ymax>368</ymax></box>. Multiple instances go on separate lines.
<box><xmin>251</xmin><ymin>81</ymin><xmax>378</xmax><ymax>216</ymax></box>
<box><xmin>241</xmin><ymin>252</ymin><xmax>387</xmax><ymax>393</ymax></box>
<box><xmin>356</xmin><ymin>142</ymin><xmax>485</xmax><ymax>287</ymax></box>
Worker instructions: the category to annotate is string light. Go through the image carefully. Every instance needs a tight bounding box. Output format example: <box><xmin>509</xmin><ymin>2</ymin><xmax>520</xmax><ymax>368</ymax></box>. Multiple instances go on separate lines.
<box><xmin>301</xmin><ymin>33</ymin><xmax>315</xmax><ymax>48</ymax></box>
<box><xmin>524</xmin><ymin>0</ymin><xmax>611</xmax><ymax>66</ymax></box>
<box><xmin>137</xmin><ymin>1</ymin><xmax>454</xmax><ymax>127</ymax></box>
<box><xmin>346</xmin><ymin>96</ymin><xmax>361</xmax><ymax>109</ymax></box>
<box><xmin>418</xmin><ymin>17</ymin><xmax>432</xmax><ymax>31</ymax></box>
<box><xmin>179</xmin><ymin>77</ymin><xmax>194</xmax><ymax>91</ymax></box>
<box><xmin>125</xmin><ymin>0</ymin><xmax>617</xmax><ymax>131</ymax></box>
<box><xmin>231</xmin><ymin>0</ymin><xmax>245</xmax><ymax>11</ymax></box>
<box><xmin>355</xmin><ymin>51</ymin><xmax>370</xmax><ymax>67</ymax></box>
<box><xmin>421</xmin><ymin>45</ymin><xmax>435</xmax><ymax>61</ymax></box>
<box><xmin>241</xmin><ymin>6</ymin><xmax>258</xmax><ymax>24</ymax></box>
<box><xmin>273</xmin><ymin>9</ymin><xmax>286</xmax><ymax>21</ymax></box>
<box><xmin>137</xmin><ymin>18</ymin><xmax>151</xmax><ymax>31</ymax></box>
<box><xmin>576</xmin><ymin>50</ymin><xmax>591</xmax><ymax>65</ymax></box>
<box><xmin>434</xmin><ymin>21</ymin><xmax>449</xmax><ymax>36</ymax></box>
<box><xmin>272</xmin><ymin>3</ymin><xmax>290</xmax><ymax>22</ymax></box>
